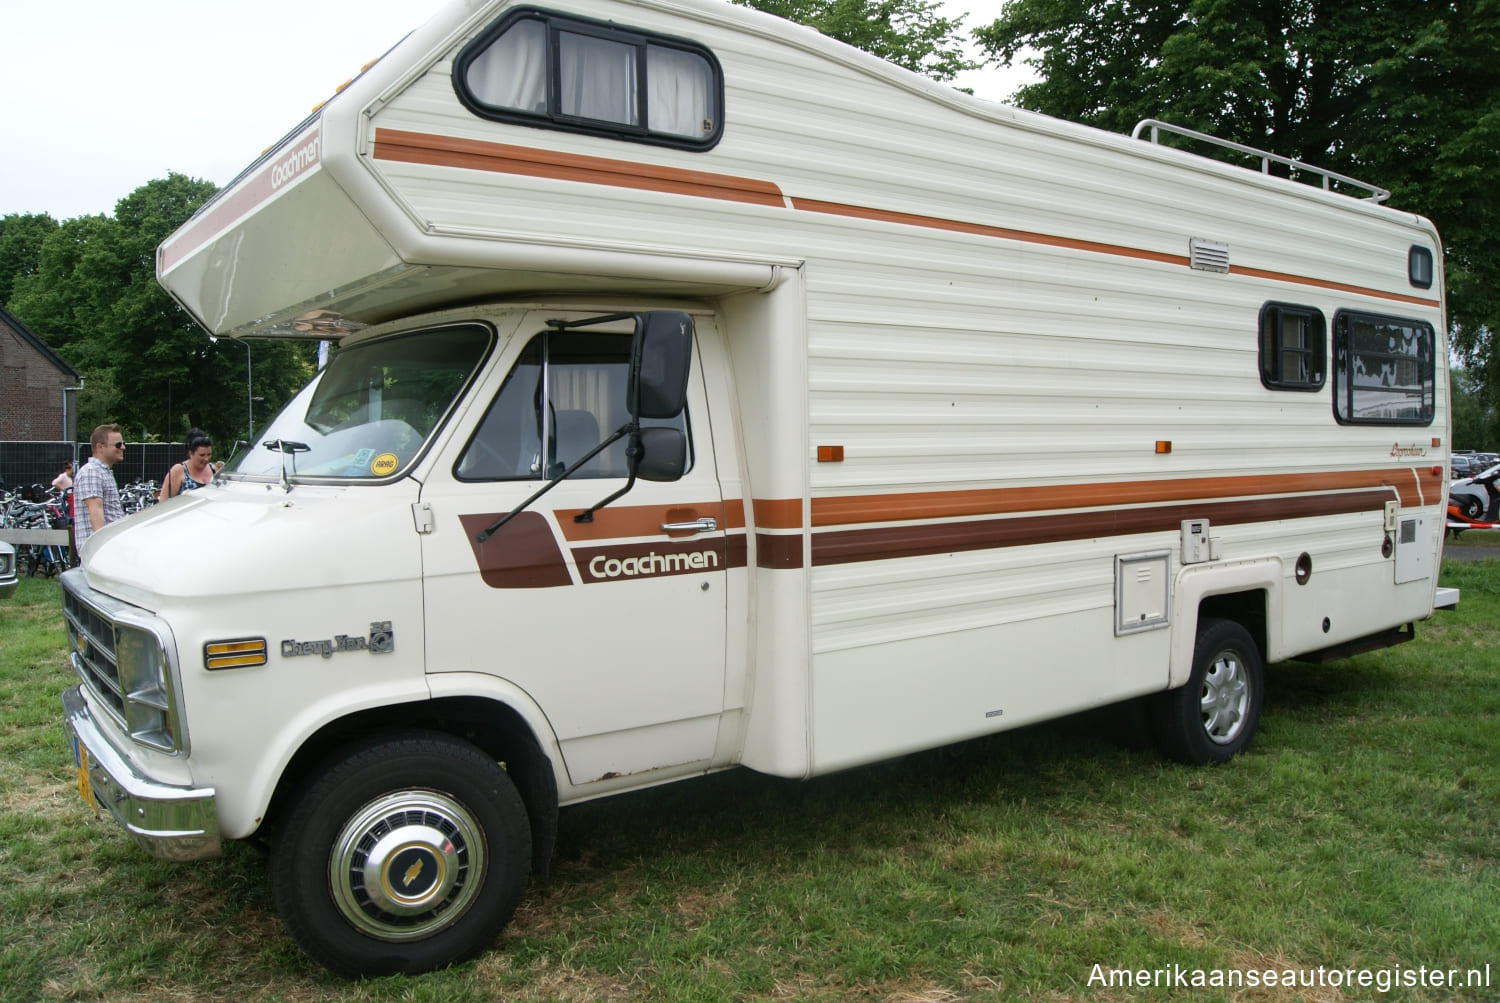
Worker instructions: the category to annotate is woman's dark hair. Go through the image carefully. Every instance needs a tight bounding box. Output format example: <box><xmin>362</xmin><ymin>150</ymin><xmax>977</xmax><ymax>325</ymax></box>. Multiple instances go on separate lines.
<box><xmin>185</xmin><ymin>428</ymin><xmax>212</xmax><ymax>452</ymax></box>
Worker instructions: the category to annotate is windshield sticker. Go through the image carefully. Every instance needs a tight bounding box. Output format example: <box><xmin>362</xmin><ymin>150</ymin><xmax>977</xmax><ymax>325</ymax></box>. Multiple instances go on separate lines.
<box><xmin>371</xmin><ymin>452</ymin><xmax>399</xmax><ymax>476</ymax></box>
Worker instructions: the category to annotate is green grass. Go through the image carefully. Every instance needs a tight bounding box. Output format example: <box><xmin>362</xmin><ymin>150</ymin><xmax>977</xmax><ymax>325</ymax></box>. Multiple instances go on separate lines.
<box><xmin>3</xmin><ymin>561</ymin><xmax>1498</xmax><ymax>1002</ymax></box>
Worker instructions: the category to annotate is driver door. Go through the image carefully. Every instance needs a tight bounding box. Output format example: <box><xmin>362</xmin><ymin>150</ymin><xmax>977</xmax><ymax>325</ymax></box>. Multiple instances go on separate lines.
<box><xmin>418</xmin><ymin>315</ymin><xmax>733</xmax><ymax>788</ymax></box>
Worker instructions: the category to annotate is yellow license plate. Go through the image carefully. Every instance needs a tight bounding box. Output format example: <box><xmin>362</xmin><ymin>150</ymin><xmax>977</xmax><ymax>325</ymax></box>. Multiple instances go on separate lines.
<box><xmin>73</xmin><ymin>739</ymin><xmax>96</xmax><ymax>811</ymax></box>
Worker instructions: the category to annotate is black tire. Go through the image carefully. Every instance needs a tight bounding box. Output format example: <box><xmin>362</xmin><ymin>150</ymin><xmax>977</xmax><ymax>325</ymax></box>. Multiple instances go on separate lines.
<box><xmin>1452</xmin><ymin>493</ymin><xmax>1484</xmax><ymax>520</ymax></box>
<box><xmin>270</xmin><ymin>731</ymin><xmax>531</xmax><ymax>977</ymax></box>
<box><xmin>1151</xmin><ymin>618</ymin><xmax>1263</xmax><ymax>765</ymax></box>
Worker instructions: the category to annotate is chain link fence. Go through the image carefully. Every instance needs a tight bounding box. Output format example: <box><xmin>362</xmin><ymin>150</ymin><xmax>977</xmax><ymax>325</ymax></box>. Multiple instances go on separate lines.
<box><xmin>0</xmin><ymin>440</ymin><xmax>180</xmax><ymax>492</ymax></box>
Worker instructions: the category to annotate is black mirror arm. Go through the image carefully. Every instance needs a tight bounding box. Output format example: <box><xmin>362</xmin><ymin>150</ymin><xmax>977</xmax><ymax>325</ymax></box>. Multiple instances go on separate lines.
<box><xmin>475</xmin><ymin>424</ymin><xmax>632</xmax><ymax>542</ymax></box>
<box><xmin>572</xmin><ymin>434</ymin><xmax>642</xmax><ymax>524</ymax></box>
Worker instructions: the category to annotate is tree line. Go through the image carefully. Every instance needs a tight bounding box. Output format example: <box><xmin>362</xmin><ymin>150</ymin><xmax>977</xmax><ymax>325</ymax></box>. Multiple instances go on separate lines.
<box><xmin>3</xmin><ymin>0</ymin><xmax>1496</xmax><ymax>447</ymax></box>
<box><xmin>0</xmin><ymin>175</ymin><xmax>315</xmax><ymax>451</ymax></box>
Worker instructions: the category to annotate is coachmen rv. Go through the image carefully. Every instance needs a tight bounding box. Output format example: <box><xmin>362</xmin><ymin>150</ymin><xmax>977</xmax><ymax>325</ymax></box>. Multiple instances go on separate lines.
<box><xmin>60</xmin><ymin>0</ymin><xmax>1455</xmax><ymax>976</ymax></box>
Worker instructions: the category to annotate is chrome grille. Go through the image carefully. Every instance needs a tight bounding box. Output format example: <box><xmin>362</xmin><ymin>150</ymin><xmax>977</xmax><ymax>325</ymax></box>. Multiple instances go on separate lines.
<box><xmin>64</xmin><ymin>587</ymin><xmax>125</xmax><ymax>718</ymax></box>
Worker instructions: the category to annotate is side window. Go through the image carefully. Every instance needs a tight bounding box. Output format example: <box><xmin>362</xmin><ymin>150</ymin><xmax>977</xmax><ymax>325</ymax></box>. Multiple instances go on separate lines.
<box><xmin>454</xmin><ymin>10</ymin><xmax>722</xmax><ymax>149</ymax></box>
<box><xmin>1332</xmin><ymin>311</ymin><xmax>1435</xmax><ymax>425</ymax></box>
<box><xmin>456</xmin><ymin>330</ymin><xmax>691</xmax><ymax>480</ymax></box>
<box><xmin>1259</xmin><ymin>303</ymin><xmax>1326</xmax><ymax>391</ymax></box>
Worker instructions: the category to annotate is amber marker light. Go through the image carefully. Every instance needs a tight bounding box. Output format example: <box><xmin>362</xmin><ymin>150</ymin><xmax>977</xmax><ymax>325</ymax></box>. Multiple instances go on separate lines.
<box><xmin>817</xmin><ymin>445</ymin><xmax>845</xmax><ymax>462</ymax></box>
<box><xmin>1155</xmin><ymin>441</ymin><xmax>1172</xmax><ymax>454</ymax></box>
<box><xmin>204</xmin><ymin>638</ymin><xmax>268</xmax><ymax>671</ymax></box>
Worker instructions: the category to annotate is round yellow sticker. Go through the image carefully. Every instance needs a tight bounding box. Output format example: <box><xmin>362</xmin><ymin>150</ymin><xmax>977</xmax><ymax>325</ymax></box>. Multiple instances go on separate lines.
<box><xmin>370</xmin><ymin>452</ymin><xmax>399</xmax><ymax>477</ymax></box>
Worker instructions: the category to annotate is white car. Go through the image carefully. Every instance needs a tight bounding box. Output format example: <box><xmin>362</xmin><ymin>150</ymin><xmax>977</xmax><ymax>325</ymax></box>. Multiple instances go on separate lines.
<box><xmin>0</xmin><ymin>541</ymin><xmax>17</xmax><ymax>599</ymax></box>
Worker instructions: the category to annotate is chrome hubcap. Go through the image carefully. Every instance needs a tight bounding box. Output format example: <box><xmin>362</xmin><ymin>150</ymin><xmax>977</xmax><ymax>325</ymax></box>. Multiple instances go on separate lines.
<box><xmin>329</xmin><ymin>791</ymin><xmax>486</xmax><ymax>940</ymax></box>
<box><xmin>1200</xmin><ymin>651</ymin><xmax>1250</xmax><ymax>745</ymax></box>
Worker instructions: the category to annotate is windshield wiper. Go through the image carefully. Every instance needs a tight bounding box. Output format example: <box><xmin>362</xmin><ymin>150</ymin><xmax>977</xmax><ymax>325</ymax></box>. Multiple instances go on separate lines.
<box><xmin>264</xmin><ymin>439</ymin><xmax>310</xmax><ymax>493</ymax></box>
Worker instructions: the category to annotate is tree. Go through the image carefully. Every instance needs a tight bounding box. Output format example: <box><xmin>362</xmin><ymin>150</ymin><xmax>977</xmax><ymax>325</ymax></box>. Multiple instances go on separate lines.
<box><xmin>974</xmin><ymin>0</ymin><xmax>1500</xmax><ymax>389</ymax></box>
<box><xmin>0</xmin><ymin>212</ymin><xmax>59</xmax><ymax>309</ymax></box>
<box><xmin>7</xmin><ymin>175</ymin><xmax>316</xmax><ymax>448</ymax></box>
<box><xmin>732</xmin><ymin>0</ymin><xmax>977</xmax><ymax>80</ymax></box>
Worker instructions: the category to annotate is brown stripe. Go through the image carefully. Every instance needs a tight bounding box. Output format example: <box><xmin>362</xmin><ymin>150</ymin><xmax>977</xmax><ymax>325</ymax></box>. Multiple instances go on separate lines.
<box><xmin>458</xmin><ymin>511</ymin><xmax>572</xmax><ymax>588</ymax></box>
<box><xmin>811</xmin><ymin>490</ymin><xmax>1394</xmax><ymax>567</ymax></box>
<box><xmin>373</xmin><ymin>129</ymin><xmax>785</xmax><ymax>207</ymax></box>
<box><xmin>160</xmin><ymin>125</ymin><xmax>323</xmax><ymax>273</ymax></box>
<box><xmin>810</xmin><ymin>469</ymin><xmax>1426</xmax><ymax>527</ymax></box>
<box><xmin>570</xmin><ymin>535</ymin><xmax>744</xmax><ymax>584</ymax></box>
<box><xmin>756</xmin><ymin>532</ymin><xmax>804</xmax><ymax>569</ymax></box>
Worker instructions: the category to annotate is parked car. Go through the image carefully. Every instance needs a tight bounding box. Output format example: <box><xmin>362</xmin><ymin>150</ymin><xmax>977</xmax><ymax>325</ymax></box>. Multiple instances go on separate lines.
<box><xmin>0</xmin><ymin>541</ymin><xmax>17</xmax><ymax>600</ymax></box>
<box><xmin>1451</xmin><ymin>455</ymin><xmax>1477</xmax><ymax>479</ymax></box>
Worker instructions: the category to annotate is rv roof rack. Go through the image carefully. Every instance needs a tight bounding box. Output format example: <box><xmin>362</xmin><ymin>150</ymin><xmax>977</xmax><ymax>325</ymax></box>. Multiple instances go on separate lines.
<box><xmin>1131</xmin><ymin>119</ymin><xmax>1390</xmax><ymax>204</ymax></box>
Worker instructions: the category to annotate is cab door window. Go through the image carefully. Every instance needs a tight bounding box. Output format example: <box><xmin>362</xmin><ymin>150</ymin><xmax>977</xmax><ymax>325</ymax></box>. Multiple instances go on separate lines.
<box><xmin>456</xmin><ymin>330</ymin><xmax>691</xmax><ymax>480</ymax></box>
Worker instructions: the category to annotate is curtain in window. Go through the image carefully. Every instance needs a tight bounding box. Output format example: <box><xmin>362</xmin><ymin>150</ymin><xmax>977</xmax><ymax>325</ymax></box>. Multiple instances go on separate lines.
<box><xmin>647</xmin><ymin>45</ymin><xmax>712</xmax><ymax>138</ymax></box>
<box><xmin>560</xmin><ymin>32</ymin><xmax>638</xmax><ymax>125</ymax></box>
<box><xmin>466</xmin><ymin>19</ymin><xmax>548</xmax><ymax>113</ymax></box>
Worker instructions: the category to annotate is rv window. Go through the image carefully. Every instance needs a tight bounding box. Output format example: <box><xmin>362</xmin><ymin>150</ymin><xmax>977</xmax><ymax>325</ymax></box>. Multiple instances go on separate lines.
<box><xmin>1332</xmin><ymin>311</ymin><xmax>1435</xmax><ymax>425</ymax></box>
<box><xmin>455</xmin><ymin>10</ymin><xmax>722</xmax><ymax>148</ymax></box>
<box><xmin>1258</xmin><ymin>303</ymin><xmax>1325</xmax><ymax>391</ymax></box>
<box><xmin>456</xmin><ymin>330</ymin><xmax>692</xmax><ymax>481</ymax></box>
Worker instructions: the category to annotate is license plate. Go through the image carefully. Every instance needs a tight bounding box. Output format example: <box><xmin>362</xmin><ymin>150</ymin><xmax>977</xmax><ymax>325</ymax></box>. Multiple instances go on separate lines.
<box><xmin>72</xmin><ymin>737</ymin><xmax>97</xmax><ymax>811</ymax></box>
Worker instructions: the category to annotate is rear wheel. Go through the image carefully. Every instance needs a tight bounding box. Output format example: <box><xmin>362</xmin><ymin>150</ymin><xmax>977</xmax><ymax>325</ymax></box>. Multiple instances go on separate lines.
<box><xmin>1152</xmin><ymin>618</ymin><xmax>1263</xmax><ymax>764</ymax></box>
<box><xmin>1452</xmin><ymin>493</ymin><xmax>1484</xmax><ymax>520</ymax></box>
<box><xmin>270</xmin><ymin>731</ymin><xmax>531</xmax><ymax>977</ymax></box>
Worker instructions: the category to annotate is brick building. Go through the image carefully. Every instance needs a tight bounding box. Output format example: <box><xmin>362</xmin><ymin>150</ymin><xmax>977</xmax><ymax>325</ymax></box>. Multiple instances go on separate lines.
<box><xmin>1</xmin><ymin>305</ymin><xmax>81</xmax><ymax>441</ymax></box>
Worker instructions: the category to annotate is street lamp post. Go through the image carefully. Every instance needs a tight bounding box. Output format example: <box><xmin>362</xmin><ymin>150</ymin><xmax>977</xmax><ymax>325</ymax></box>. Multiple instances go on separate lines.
<box><xmin>211</xmin><ymin>336</ymin><xmax>253</xmax><ymax>442</ymax></box>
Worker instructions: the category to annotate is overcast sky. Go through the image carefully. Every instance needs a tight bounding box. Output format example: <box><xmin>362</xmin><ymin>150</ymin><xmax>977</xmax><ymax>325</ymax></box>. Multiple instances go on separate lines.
<box><xmin>1</xmin><ymin>0</ymin><xmax>1031</xmax><ymax>221</ymax></box>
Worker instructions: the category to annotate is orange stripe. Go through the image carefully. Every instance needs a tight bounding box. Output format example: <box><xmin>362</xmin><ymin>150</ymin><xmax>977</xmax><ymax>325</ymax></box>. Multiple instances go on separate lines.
<box><xmin>553</xmin><ymin>498</ymin><xmax>746</xmax><ymax>542</ymax></box>
<box><xmin>791</xmin><ymin>197</ymin><xmax>1188</xmax><ymax>267</ymax></box>
<box><xmin>767</xmin><ymin>468</ymin><xmax>1435</xmax><ymax>529</ymax></box>
<box><xmin>370</xmin><ymin>130</ymin><xmax>1437</xmax><ymax>309</ymax></box>
<box><xmin>1230</xmin><ymin>265</ymin><xmax>1439</xmax><ymax>307</ymax></box>
<box><xmin>373</xmin><ymin>129</ymin><xmax>785</xmax><ymax>207</ymax></box>
<box><xmin>752</xmin><ymin>498</ymin><xmax>802</xmax><ymax>529</ymax></box>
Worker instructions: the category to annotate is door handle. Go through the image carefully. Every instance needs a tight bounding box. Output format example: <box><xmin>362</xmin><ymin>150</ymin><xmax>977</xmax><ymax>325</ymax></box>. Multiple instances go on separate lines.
<box><xmin>660</xmin><ymin>517</ymin><xmax>717</xmax><ymax>533</ymax></box>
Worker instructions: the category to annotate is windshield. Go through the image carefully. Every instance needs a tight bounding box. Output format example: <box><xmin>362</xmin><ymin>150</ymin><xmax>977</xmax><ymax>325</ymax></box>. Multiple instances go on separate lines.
<box><xmin>224</xmin><ymin>324</ymin><xmax>493</xmax><ymax>482</ymax></box>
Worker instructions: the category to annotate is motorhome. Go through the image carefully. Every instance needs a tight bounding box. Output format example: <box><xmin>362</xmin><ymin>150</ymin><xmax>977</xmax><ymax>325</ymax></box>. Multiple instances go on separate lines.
<box><xmin>61</xmin><ymin>0</ymin><xmax>1454</xmax><ymax>976</ymax></box>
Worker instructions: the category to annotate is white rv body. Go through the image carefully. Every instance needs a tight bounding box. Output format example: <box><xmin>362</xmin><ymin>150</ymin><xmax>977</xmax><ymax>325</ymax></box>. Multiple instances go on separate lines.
<box><xmin>63</xmin><ymin>0</ymin><xmax>1451</xmax><ymax>976</ymax></box>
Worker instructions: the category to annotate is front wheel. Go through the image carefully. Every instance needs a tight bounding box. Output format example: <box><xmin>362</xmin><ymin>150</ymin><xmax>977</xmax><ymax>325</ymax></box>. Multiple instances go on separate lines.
<box><xmin>1151</xmin><ymin>618</ymin><xmax>1264</xmax><ymax>765</ymax></box>
<box><xmin>270</xmin><ymin>731</ymin><xmax>532</xmax><ymax>977</ymax></box>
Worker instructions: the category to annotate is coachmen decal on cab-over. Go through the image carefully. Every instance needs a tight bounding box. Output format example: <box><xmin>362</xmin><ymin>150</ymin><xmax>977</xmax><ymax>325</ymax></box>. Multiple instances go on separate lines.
<box><xmin>281</xmin><ymin>622</ymin><xmax>394</xmax><ymax>659</ymax></box>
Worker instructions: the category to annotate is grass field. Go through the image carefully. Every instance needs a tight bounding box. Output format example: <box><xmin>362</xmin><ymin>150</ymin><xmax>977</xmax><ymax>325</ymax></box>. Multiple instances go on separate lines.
<box><xmin>2</xmin><ymin>558</ymin><xmax>1497</xmax><ymax>1002</ymax></box>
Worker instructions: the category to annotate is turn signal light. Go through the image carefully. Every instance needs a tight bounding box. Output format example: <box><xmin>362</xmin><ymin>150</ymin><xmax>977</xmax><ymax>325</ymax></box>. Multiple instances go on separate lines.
<box><xmin>204</xmin><ymin>638</ymin><xmax>268</xmax><ymax>671</ymax></box>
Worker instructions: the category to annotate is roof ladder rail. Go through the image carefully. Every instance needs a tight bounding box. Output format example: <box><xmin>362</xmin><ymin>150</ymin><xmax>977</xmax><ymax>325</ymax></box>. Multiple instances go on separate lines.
<box><xmin>1131</xmin><ymin>119</ymin><xmax>1390</xmax><ymax>203</ymax></box>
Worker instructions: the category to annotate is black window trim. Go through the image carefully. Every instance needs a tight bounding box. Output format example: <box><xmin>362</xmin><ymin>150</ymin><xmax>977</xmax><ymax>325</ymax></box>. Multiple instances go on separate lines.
<box><xmin>1258</xmin><ymin>301</ymin><xmax>1327</xmax><ymax>392</ymax></box>
<box><xmin>452</xmin><ymin>6</ymin><xmax>725</xmax><ymax>152</ymax></box>
<box><xmin>1331</xmin><ymin>308</ymin><xmax>1436</xmax><ymax>427</ymax></box>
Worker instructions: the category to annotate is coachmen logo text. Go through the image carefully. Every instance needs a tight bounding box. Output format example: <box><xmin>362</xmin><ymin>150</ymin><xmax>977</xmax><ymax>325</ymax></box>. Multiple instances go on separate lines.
<box><xmin>282</xmin><ymin>621</ymin><xmax>394</xmax><ymax>659</ymax></box>
<box><xmin>588</xmin><ymin>549</ymin><xmax>720</xmax><ymax>580</ymax></box>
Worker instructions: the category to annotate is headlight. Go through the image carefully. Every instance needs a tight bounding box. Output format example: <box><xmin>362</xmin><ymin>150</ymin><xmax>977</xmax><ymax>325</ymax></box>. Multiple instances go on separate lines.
<box><xmin>115</xmin><ymin>627</ymin><xmax>174</xmax><ymax>749</ymax></box>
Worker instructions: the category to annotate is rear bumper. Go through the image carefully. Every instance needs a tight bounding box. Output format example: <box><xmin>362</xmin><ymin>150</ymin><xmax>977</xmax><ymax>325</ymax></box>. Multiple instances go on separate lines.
<box><xmin>61</xmin><ymin>685</ymin><xmax>221</xmax><ymax>861</ymax></box>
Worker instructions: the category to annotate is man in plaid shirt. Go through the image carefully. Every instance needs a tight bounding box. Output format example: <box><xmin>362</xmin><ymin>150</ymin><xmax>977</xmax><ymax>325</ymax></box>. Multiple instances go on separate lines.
<box><xmin>74</xmin><ymin>424</ymin><xmax>126</xmax><ymax>552</ymax></box>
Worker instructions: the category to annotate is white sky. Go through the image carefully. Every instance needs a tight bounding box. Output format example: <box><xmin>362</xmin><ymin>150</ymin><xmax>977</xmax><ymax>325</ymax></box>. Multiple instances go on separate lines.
<box><xmin>0</xmin><ymin>0</ymin><xmax>1032</xmax><ymax>221</ymax></box>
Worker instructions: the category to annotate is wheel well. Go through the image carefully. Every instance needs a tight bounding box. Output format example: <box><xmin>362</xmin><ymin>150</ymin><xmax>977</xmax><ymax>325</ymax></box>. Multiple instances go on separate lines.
<box><xmin>1197</xmin><ymin>589</ymin><xmax>1267</xmax><ymax>660</ymax></box>
<box><xmin>264</xmin><ymin>696</ymin><xmax>559</xmax><ymax>875</ymax></box>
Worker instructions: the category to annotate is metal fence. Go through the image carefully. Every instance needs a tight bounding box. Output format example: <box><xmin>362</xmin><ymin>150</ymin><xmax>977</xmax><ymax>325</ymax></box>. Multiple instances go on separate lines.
<box><xmin>0</xmin><ymin>440</ymin><xmax>180</xmax><ymax>493</ymax></box>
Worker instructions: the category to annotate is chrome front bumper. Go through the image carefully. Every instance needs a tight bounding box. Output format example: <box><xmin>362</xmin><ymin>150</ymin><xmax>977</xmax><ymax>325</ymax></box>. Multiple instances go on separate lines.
<box><xmin>61</xmin><ymin>685</ymin><xmax>221</xmax><ymax>861</ymax></box>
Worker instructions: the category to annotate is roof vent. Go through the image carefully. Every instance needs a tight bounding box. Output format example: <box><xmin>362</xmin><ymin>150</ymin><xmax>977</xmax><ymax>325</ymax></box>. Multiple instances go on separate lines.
<box><xmin>1190</xmin><ymin>238</ymin><xmax>1230</xmax><ymax>273</ymax></box>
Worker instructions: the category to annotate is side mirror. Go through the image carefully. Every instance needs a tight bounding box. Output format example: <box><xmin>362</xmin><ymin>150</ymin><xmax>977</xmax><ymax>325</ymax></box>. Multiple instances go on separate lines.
<box><xmin>630</xmin><ymin>312</ymin><xmax>693</xmax><ymax>419</ymax></box>
<box><xmin>633</xmin><ymin>427</ymin><xmax>686</xmax><ymax>482</ymax></box>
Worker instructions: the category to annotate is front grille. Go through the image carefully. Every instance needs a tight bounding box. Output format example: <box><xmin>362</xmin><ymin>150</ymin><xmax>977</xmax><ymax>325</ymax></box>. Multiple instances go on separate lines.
<box><xmin>64</xmin><ymin>587</ymin><xmax>125</xmax><ymax>719</ymax></box>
